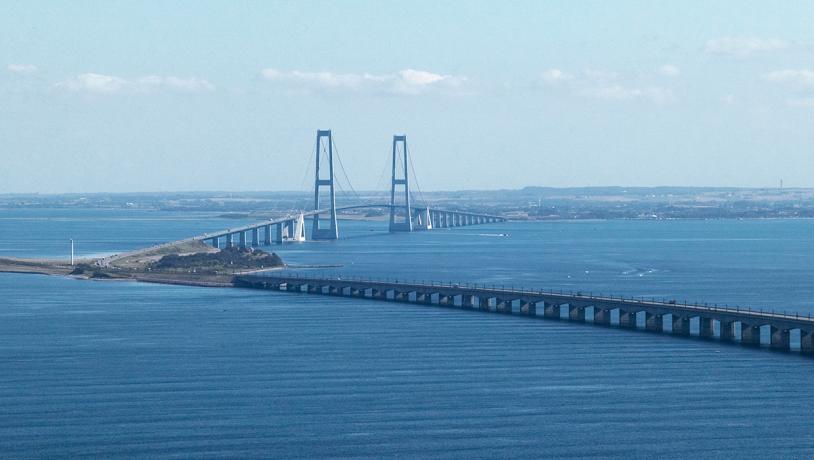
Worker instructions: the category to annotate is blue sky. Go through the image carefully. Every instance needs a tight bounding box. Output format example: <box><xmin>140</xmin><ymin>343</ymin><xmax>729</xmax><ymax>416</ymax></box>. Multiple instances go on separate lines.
<box><xmin>2</xmin><ymin>1</ymin><xmax>814</xmax><ymax>193</ymax></box>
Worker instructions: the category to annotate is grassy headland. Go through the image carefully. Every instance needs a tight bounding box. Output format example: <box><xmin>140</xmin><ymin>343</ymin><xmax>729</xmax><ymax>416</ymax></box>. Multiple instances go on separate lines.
<box><xmin>0</xmin><ymin>241</ymin><xmax>285</xmax><ymax>288</ymax></box>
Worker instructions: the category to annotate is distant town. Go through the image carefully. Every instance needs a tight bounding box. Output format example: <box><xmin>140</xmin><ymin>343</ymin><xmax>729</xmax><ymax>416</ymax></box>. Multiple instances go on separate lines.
<box><xmin>3</xmin><ymin>187</ymin><xmax>814</xmax><ymax>220</ymax></box>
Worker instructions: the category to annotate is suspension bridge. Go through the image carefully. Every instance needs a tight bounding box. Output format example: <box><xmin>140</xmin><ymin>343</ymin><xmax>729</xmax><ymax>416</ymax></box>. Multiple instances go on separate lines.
<box><xmin>198</xmin><ymin>130</ymin><xmax>506</xmax><ymax>248</ymax></box>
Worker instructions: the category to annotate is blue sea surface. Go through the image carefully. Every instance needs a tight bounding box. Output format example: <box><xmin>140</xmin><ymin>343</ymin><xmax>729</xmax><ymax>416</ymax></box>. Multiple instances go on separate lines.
<box><xmin>1</xmin><ymin>209</ymin><xmax>813</xmax><ymax>458</ymax></box>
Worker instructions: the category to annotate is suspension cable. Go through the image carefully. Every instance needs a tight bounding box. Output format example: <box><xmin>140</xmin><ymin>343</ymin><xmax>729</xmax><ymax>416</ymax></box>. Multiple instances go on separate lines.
<box><xmin>406</xmin><ymin>143</ymin><xmax>427</xmax><ymax>207</ymax></box>
<box><xmin>374</xmin><ymin>146</ymin><xmax>392</xmax><ymax>192</ymax></box>
<box><xmin>298</xmin><ymin>137</ymin><xmax>317</xmax><ymax>194</ymax></box>
<box><xmin>331</xmin><ymin>138</ymin><xmax>361</xmax><ymax>200</ymax></box>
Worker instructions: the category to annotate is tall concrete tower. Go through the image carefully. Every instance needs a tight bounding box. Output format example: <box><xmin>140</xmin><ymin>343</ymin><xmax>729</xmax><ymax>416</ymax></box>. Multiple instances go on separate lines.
<box><xmin>312</xmin><ymin>129</ymin><xmax>339</xmax><ymax>240</ymax></box>
<box><xmin>389</xmin><ymin>135</ymin><xmax>413</xmax><ymax>232</ymax></box>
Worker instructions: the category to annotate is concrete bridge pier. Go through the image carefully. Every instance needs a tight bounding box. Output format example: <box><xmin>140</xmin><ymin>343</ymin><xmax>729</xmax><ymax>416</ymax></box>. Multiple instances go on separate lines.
<box><xmin>210</xmin><ymin>237</ymin><xmax>220</xmax><ymax>249</ymax></box>
<box><xmin>275</xmin><ymin>223</ymin><xmax>283</xmax><ymax>244</ymax></box>
<box><xmin>594</xmin><ymin>307</ymin><xmax>611</xmax><ymax>326</ymax></box>
<box><xmin>770</xmin><ymin>326</ymin><xmax>790</xmax><ymax>351</ymax></box>
<box><xmin>495</xmin><ymin>298</ymin><xmax>509</xmax><ymax>313</ymax></box>
<box><xmin>699</xmin><ymin>317</ymin><xmax>715</xmax><ymax>338</ymax></box>
<box><xmin>569</xmin><ymin>306</ymin><xmax>585</xmax><ymax>322</ymax></box>
<box><xmin>238</xmin><ymin>231</ymin><xmax>246</xmax><ymax>248</ymax></box>
<box><xmin>619</xmin><ymin>310</ymin><xmax>638</xmax><ymax>329</ymax></box>
<box><xmin>251</xmin><ymin>228</ymin><xmax>259</xmax><ymax>247</ymax></box>
<box><xmin>719</xmin><ymin>320</ymin><xmax>735</xmax><ymax>341</ymax></box>
<box><xmin>438</xmin><ymin>294</ymin><xmax>453</xmax><ymax>306</ymax></box>
<box><xmin>372</xmin><ymin>289</ymin><xmax>386</xmax><ymax>300</ymax></box>
<box><xmin>672</xmin><ymin>315</ymin><xmax>690</xmax><ymax>336</ymax></box>
<box><xmin>264</xmin><ymin>225</ymin><xmax>272</xmax><ymax>245</ymax></box>
<box><xmin>417</xmin><ymin>208</ymin><xmax>433</xmax><ymax>230</ymax></box>
<box><xmin>543</xmin><ymin>302</ymin><xmax>560</xmax><ymax>319</ymax></box>
<box><xmin>225</xmin><ymin>233</ymin><xmax>234</xmax><ymax>247</ymax></box>
<box><xmin>741</xmin><ymin>323</ymin><xmax>762</xmax><ymax>346</ymax></box>
<box><xmin>520</xmin><ymin>301</ymin><xmax>536</xmax><ymax>316</ymax></box>
<box><xmin>801</xmin><ymin>331</ymin><xmax>814</xmax><ymax>354</ymax></box>
<box><xmin>307</xmin><ymin>284</ymin><xmax>320</xmax><ymax>294</ymax></box>
<box><xmin>478</xmin><ymin>296</ymin><xmax>490</xmax><ymax>310</ymax></box>
<box><xmin>645</xmin><ymin>313</ymin><xmax>664</xmax><ymax>332</ymax></box>
<box><xmin>462</xmin><ymin>295</ymin><xmax>475</xmax><ymax>309</ymax></box>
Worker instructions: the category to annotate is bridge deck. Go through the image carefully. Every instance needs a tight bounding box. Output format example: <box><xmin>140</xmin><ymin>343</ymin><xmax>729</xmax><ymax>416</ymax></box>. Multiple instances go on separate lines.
<box><xmin>235</xmin><ymin>273</ymin><xmax>814</xmax><ymax>354</ymax></box>
<box><xmin>195</xmin><ymin>204</ymin><xmax>506</xmax><ymax>241</ymax></box>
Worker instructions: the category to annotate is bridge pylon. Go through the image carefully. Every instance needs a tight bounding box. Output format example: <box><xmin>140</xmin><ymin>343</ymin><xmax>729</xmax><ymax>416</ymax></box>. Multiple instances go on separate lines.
<box><xmin>312</xmin><ymin>129</ymin><xmax>339</xmax><ymax>240</ymax></box>
<box><xmin>389</xmin><ymin>135</ymin><xmax>412</xmax><ymax>232</ymax></box>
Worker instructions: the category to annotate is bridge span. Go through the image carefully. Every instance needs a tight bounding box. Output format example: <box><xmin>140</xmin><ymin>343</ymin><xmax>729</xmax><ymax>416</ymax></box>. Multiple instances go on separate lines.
<box><xmin>197</xmin><ymin>204</ymin><xmax>506</xmax><ymax>248</ymax></box>
<box><xmin>235</xmin><ymin>273</ymin><xmax>814</xmax><ymax>355</ymax></box>
<box><xmin>198</xmin><ymin>129</ymin><xmax>507</xmax><ymax>248</ymax></box>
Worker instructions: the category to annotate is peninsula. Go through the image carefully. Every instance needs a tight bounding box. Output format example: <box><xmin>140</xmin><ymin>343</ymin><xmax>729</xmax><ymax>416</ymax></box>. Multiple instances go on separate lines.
<box><xmin>0</xmin><ymin>241</ymin><xmax>284</xmax><ymax>287</ymax></box>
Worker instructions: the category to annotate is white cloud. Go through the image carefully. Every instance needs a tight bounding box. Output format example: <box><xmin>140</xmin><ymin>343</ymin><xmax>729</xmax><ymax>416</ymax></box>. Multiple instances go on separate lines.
<box><xmin>786</xmin><ymin>97</ymin><xmax>814</xmax><ymax>107</ymax></box>
<box><xmin>582</xmin><ymin>69</ymin><xmax>619</xmax><ymax>81</ymax></box>
<box><xmin>399</xmin><ymin>69</ymin><xmax>447</xmax><ymax>86</ymax></box>
<box><xmin>704</xmin><ymin>36</ymin><xmax>787</xmax><ymax>57</ymax></box>
<box><xmin>720</xmin><ymin>94</ymin><xmax>736</xmax><ymax>104</ymax></box>
<box><xmin>535</xmin><ymin>67</ymin><xmax>674</xmax><ymax>104</ymax></box>
<box><xmin>580</xmin><ymin>85</ymin><xmax>675</xmax><ymax>104</ymax></box>
<box><xmin>763</xmin><ymin>69</ymin><xmax>814</xmax><ymax>87</ymax></box>
<box><xmin>7</xmin><ymin>63</ymin><xmax>39</xmax><ymax>75</ymax></box>
<box><xmin>260</xmin><ymin>68</ymin><xmax>464</xmax><ymax>95</ymax></box>
<box><xmin>658</xmin><ymin>64</ymin><xmax>680</xmax><ymax>77</ymax></box>
<box><xmin>58</xmin><ymin>73</ymin><xmax>128</xmax><ymax>93</ymax></box>
<box><xmin>139</xmin><ymin>75</ymin><xmax>216</xmax><ymax>92</ymax></box>
<box><xmin>260</xmin><ymin>69</ymin><xmax>386</xmax><ymax>90</ymax></box>
<box><xmin>539</xmin><ymin>68</ymin><xmax>572</xmax><ymax>84</ymax></box>
<box><xmin>57</xmin><ymin>73</ymin><xmax>215</xmax><ymax>94</ymax></box>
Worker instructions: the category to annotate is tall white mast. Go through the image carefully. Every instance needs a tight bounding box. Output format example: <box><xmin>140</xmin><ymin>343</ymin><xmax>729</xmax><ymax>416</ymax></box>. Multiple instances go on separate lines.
<box><xmin>70</xmin><ymin>239</ymin><xmax>74</xmax><ymax>266</ymax></box>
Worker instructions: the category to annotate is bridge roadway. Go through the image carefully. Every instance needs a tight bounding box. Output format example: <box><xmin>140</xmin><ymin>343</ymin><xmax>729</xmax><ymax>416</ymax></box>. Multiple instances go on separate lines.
<box><xmin>235</xmin><ymin>273</ymin><xmax>814</xmax><ymax>355</ymax></box>
<box><xmin>97</xmin><ymin>205</ymin><xmax>505</xmax><ymax>267</ymax></box>
<box><xmin>197</xmin><ymin>204</ymin><xmax>506</xmax><ymax>247</ymax></box>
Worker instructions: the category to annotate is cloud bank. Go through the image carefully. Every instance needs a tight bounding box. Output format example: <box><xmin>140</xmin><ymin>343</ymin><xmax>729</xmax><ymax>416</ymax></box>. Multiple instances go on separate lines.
<box><xmin>260</xmin><ymin>68</ymin><xmax>465</xmax><ymax>95</ymax></box>
<box><xmin>538</xmin><ymin>68</ymin><xmax>675</xmax><ymax>104</ymax></box>
<box><xmin>658</xmin><ymin>64</ymin><xmax>680</xmax><ymax>77</ymax></box>
<box><xmin>56</xmin><ymin>73</ymin><xmax>215</xmax><ymax>94</ymax></box>
<box><xmin>7</xmin><ymin>63</ymin><xmax>39</xmax><ymax>75</ymax></box>
<box><xmin>763</xmin><ymin>69</ymin><xmax>814</xmax><ymax>87</ymax></box>
<box><xmin>704</xmin><ymin>36</ymin><xmax>787</xmax><ymax>57</ymax></box>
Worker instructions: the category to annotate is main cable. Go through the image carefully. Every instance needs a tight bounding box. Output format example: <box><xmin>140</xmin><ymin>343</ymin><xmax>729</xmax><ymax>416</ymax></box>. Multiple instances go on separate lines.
<box><xmin>331</xmin><ymin>138</ymin><xmax>361</xmax><ymax>200</ymax></box>
<box><xmin>406</xmin><ymin>143</ymin><xmax>427</xmax><ymax>207</ymax></box>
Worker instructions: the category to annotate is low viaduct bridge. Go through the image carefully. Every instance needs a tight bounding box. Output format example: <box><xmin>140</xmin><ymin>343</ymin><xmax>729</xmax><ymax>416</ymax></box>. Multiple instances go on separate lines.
<box><xmin>198</xmin><ymin>130</ymin><xmax>506</xmax><ymax>248</ymax></box>
<box><xmin>236</xmin><ymin>273</ymin><xmax>814</xmax><ymax>355</ymax></box>
<box><xmin>198</xmin><ymin>204</ymin><xmax>504</xmax><ymax>248</ymax></box>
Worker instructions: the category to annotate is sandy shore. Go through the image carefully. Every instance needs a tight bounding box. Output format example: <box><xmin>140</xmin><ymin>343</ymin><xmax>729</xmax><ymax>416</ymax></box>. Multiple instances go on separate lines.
<box><xmin>0</xmin><ymin>257</ymin><xmax>78</xmax><ymax>276</ymax></box>
<box><xmin>0</xmin><ymin>237</ymin><xmax>294</xmax><ymax>290</ymax></box>
<box><xmin>0</xmin><ymin>256</ymin><xmax>240</xmax><ymax>289</ymax></box>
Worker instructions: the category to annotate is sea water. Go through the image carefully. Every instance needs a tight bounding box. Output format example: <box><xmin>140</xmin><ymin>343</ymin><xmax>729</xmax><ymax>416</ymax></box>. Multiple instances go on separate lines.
<box><xmin>1</xmin><ymin>209</ymin><xmax>813</xmax><ymax>458</ymax></box>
